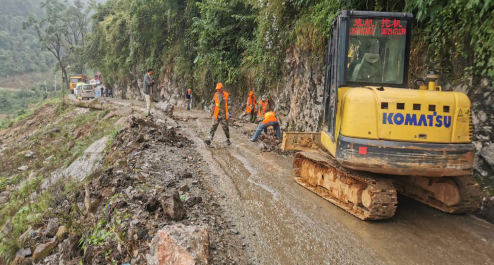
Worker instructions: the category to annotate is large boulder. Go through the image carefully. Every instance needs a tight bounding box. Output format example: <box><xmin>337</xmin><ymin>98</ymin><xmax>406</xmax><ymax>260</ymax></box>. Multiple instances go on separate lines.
<box><xmin>146</xmin><ymin>224</ymin><xmax>209</xmax><ymax>265</ymax></box>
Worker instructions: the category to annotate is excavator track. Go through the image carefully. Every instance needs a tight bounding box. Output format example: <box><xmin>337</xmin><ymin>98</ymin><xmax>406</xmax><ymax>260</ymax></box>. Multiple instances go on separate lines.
<box><xmin>294</xmin><ymin>152</ymin><xmax>398</xmax><ymax>220</ymax></box>
<box><xmin>392</xmin><ymin>175</ymin><xmax>481</xmax><ymax>214</ymax></box>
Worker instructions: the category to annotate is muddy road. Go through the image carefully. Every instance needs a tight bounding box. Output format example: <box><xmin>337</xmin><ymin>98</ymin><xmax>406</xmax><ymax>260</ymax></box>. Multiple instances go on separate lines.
<box><xmin>170</xmin><ymin>108</ymin><xmax>494</xmax><ymax>265</ymax></box>
<box><xmin>95</xmin><ymin>96</ymin><xmax>494</xmax><ymax>264</ymax></box>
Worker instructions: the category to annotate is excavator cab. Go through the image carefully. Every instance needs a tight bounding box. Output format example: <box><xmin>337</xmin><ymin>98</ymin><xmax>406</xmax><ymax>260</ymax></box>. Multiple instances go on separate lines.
<box><xmin>323</xmin><ymin>10</ymin><xmax>412</xmax><ymax>141</ymax></box>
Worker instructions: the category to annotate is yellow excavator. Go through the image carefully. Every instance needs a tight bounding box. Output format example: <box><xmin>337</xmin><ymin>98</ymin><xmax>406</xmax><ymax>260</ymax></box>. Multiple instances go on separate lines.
<box><xmin>282</xmin><ymin>10</ymin><xmax>480</xmax><ymax>220</ymax></box>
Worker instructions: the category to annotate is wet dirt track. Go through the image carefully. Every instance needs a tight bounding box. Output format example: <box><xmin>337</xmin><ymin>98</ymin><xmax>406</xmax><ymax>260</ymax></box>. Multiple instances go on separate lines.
<box><xmin>173</xmin><ymin>108</ymin><xmax>494</xmax><ymax>265</ymax></box>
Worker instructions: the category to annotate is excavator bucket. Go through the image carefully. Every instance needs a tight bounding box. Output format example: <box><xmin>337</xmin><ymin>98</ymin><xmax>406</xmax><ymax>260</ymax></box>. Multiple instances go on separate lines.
<box><xmin>281</xmin><ymin>132</ymin><xmax>323</xmax><ymax>152</ymax></box>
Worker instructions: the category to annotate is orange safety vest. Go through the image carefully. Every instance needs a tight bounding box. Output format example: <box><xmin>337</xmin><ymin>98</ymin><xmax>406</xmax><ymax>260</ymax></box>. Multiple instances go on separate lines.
<box><xmin>246</xmin><ymin>95</ymin><xmax>256</xmax><ymax>113</ymax></box>
<box><xmin>262</xmin><ymin>111</ymin><xmax>277</xmax><ymax>124</ymax></box>
<box><xmin>257</xmin><ymin>99</ymin><xmax>268</xmax><ymax>117</ymax></box>
<box><xmin>213</xmin><ymin>92</ymin><xmax>229</xmax><ymax>119</ymax></box>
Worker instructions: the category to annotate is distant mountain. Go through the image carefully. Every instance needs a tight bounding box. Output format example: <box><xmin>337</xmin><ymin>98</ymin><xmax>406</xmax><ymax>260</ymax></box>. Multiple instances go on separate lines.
<box><xmin>0</xmin><ymin>0</ymin><xmax>56</xmax><ymax>77</ymax></box>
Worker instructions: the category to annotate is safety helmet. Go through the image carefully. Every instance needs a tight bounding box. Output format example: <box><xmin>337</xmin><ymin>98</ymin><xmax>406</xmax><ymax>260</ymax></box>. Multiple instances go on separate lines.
<box><xmin>188</xmin><ymin>89</ymin><xmax>191</xmax><ymax>92</ymax></box>
<box><xmin>262</xmin><ymin>95</ymin><xmax>266</xmax><ymax>101</ymax></box>
<box><xmin>216</xmin><ymin>83</ymin><xmax>223</xmax><ymax>90</ymax></box>
<box><xmin>249</xmin><ymin>91</ymin><xmax>254</xmax><ymax>96</ymax></box>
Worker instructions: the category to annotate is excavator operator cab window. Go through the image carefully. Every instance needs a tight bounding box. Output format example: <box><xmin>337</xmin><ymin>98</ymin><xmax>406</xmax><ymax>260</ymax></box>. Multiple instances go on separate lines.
<box><xmin>346</xmin><ymin>18</ymin><xmax>408</xmax><ymax>86</ymax></box>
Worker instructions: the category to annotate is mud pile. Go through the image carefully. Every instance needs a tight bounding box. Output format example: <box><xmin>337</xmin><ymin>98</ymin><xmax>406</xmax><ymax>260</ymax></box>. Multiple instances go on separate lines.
<box><xmin>12</xmin><ymin>116</ymin><xmax>246</xmax><ymax>264</ymax></box>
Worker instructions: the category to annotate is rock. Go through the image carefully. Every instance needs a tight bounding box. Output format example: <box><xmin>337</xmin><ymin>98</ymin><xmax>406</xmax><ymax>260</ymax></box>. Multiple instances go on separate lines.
<box><xmin>16</xmin><ymin>247</ymin><xmax>32</xmax><ymax>257</ymax></box>
<box><xmin>179</xmin><ymin>184</ymin><xmax>190</xmax><ymax>193</ymax></box>
<box><xmin>146</xmin><ymin>197</ymin><xmax>161</xmax><ymax>212</ymax></box>
<box><xmin>1</xmin><ymin>221</ymin><xmax>13</xmax><ymax>235</ymax></box>
<box><xmin>156</xmin><ymin>101</ymin><xmax>174</xmax><ymax>116</ymax></box>
<box><xmin>56</xmin><ymin>226</ymin><xmax>68</xmax><ymax>240</ymax></box>
<box><xmin>101</xmin><ymin>187</ymin><xmax>115</xmax><ymax>198</ymax></box>
<box><xmin>45</xmin><ymin>218</ymin><xmax>60</xmax><ymax>238</ymax></box>
<box><xmin>477</xmin><ymin>110</ymin><xmax>488</xmax><ymax>123</ymax></box>
<box><xmin>181</xmin><ymin>172</ymin><xmax>193</xmax><ymax>179</ymax></box>
<box><xmin>161</xmin><ymin>191</ymin><xmax>186</xmax><ymax>221</ymax></box>
<box><xmin>481</xmin><ymin>77</ymin><xmax>491</xmax><ymax>88</ymax></box>
<box><xmin>146</xmin><ymin>224</ymin><xmax>209</xmax><ymax>265</ymax></box>
<box><xmin>59</xmin><ymin>235</ymin><xmax>80</xmax><ymax>260</ymax></box>
<box><xmin>43</xmin><ymin>136</ymin><xmax>109</xmax><ymax>189</ymax></box>
<box><xmin>20</xmin><ymin>227</ymin><xmax>42</xmax><ymax>249</ymax></box>
<box><xmin>11</xmin><ymin>256</ymin><xmax>33</xmax><ymax>265</ymax></box>
<box><xmin>18</xmin><ymin>165</ymin><xmax>29</xmax><ymax>171</ymax></box>
<box><xmin>130</xmin><ymin>220</ymin><xmax>140</xmax><ymax>227</ymax></box>
<box><xmin>473</xmin><ymin>141</ymin><xmax>483</xmax><ymax>152</ymax></box>
<box><xmin>480</xmin><ymin>144</ymin><xmax>494</xmax><ymax>169</ymax></box>
<box><xmin>24</xmin><ymin>151</ymin><xmax>35</xmax><ymax>158</ymax></box>
<box><xmin>186</xmin><ymin>196</ymin><xmax>203</xmax><ymax>208</ymax></box>
<box><xmin>33</xmin><ymin>241</ymin><xmax>57</xmax><ymax>262</ymax></box>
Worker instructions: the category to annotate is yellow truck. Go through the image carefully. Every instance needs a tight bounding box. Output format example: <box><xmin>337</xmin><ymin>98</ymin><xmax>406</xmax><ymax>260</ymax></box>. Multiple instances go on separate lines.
<box><xmin>69</xmin><ymin>74</ymin><xmax>86</xmax><ymax>93</ymax></box>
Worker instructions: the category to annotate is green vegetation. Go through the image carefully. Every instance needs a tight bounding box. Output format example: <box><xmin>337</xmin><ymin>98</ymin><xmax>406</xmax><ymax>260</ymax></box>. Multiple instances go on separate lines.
<box><xmin>87</xmin><ymin>0</ymin><xmax>493</xmax><ymax>102</ymax></box>
<box><xmin>0</xmin><ymin>90</ymin><xmax>61</xmax><ymax>129</ymax></box>
<box><xmin>0</xmin><ymin>100</ymin><xmax>123</xmax><ymax>262</ymax></box>
<box><xmin>23</xmin><ymin>0</ymin><xmax>94</xmax><ymax>94</ymax></box>
<box><xmin>407</xmin><ymin>0</ymin><xmax>494</xmax><ymax>82</ymax></box>
<box><xmin>0</xmin><ymin>0</ymin><xmax>56</xmax><ymax>76</ymax></box>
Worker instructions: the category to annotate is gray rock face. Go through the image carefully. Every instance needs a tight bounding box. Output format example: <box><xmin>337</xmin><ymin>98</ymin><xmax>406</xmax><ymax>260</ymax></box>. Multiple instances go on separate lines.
<box><xmin>146</xmin><ymin>224</ymin><xmax>209</xmax><ymax>265</ymax></box>
<box><xmin>276</xmin><ymin>47</ymin><xmax>324</xmax><ymax>132</ymax></box>
<box><xmin>480</xmin><ymin>144</ymin><xmax>494</xmax><ymax>169</ymax></box>
<box><xmin>43</xmin><ymin>136</ymin><xmax>108</xmax><ymax>189</ymax></box>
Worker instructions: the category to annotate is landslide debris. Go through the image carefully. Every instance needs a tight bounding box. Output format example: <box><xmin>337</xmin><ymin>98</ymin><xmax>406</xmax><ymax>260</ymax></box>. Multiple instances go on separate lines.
<box><xmin>8</xmin><ymin>115</ymin><xmax>246</xmax><ymax>264</ymax></box>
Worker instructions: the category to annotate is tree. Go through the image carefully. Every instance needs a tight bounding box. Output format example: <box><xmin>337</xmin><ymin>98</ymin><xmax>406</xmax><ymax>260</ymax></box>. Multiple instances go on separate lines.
<box><xmin>23</xmin><ymin>0</ymin><xmax>92</xmax><ymax>103</ymax></box>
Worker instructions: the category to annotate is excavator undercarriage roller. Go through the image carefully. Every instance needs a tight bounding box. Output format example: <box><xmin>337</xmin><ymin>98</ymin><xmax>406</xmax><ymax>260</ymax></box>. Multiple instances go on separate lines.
<box><xmin>294</xmin><ymin>151</ymin><xmax>398</xmax><ymax>220</ymax></box>
<box><xmin>392</xmin><ymin>175</ymin><xmax>481</xmax><ymax>213</ymax></box>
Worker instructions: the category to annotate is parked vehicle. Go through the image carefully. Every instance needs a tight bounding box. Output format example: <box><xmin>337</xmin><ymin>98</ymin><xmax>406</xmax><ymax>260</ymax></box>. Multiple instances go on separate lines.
<box><xmin>76</xmin><ymin>84</ymin><xmax>95</xmax><ymax>100</ymax></box>
<box><xmin>74</xmin><ymin>82</ymin><xmax>85</xmax><ymax>98</ymax></box>
<box><xmin>69</xmin><ymin>74</ymin><xmax>86</xmax><ymax>93</ymax></box>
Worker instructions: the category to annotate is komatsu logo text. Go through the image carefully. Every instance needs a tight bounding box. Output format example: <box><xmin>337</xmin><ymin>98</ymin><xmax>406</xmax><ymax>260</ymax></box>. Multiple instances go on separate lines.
<box><xmin>382</xmin><ymin>112</ymin><xmax>451</xmax><ymax>128</ymax></box>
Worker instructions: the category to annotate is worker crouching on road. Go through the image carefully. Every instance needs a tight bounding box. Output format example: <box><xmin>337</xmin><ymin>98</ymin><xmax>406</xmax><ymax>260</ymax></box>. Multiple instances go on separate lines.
<box><xmin>246</xmin><ymin>91</ymin><xmax>256</xmax><ymax>123</ymax></box>
<box><xmin>143</xmin><ymin>68</ymin><xmax>155</xmax><ymax>116</ymax></box>
<box><xmin>251</xmin><ymin>111</ymin><xmax>280</xmax><ymax>142</ymax></box>
<box><xmin>257</xmin><ymin>95</ymin><xmax>268</xmax><ymax>119</ymax></box>
<box><xmin>205</xmin><ymin>83</ymin><xmax>231</xmax><ymax>146</ymax></box>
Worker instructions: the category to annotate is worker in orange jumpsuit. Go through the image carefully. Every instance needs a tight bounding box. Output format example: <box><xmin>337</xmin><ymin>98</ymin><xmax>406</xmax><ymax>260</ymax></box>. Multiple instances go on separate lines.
<box><xmin>257</xmin><ymin>95</ymin><xmax>269</xmax><ymax>120</ymax></box>
<box><xmin>245</xmin><ymin>91</ymin><xmax>256</xmax><ymax>123</ymax></box>
<box><xmin>205</xmin><ymin>83</ymin><xmax>231</xmax><ymax>146</ymax></box>
<box><xmin>251</xmin><ymin>111</ymin><xmax>280</xmax><ymax>142</ymax></box>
